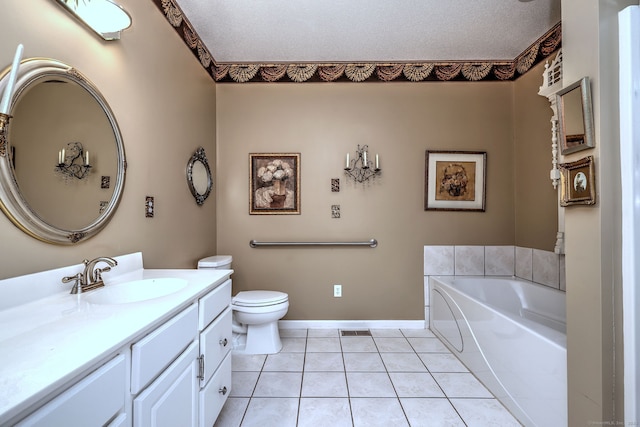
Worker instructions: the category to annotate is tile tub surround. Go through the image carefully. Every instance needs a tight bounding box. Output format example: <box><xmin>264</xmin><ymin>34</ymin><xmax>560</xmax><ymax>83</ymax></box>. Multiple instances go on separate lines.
<box><xmin>215</xmin><ymin>328</ymin><xmax>521</xmax><ymax>427</ymax></box>
<box><xmin>423</xmin><ymin>245</ymin><xmax>564</xmax><ymax>327</ymax></box>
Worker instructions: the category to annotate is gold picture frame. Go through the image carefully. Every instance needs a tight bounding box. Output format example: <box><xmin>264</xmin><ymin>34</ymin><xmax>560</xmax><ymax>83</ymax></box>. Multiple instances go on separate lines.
<box><xmin>249</xmin><ymin>153</ymin><xmax>300</xmax><ymax>215</ymax></box>
<box><xmin>424</xmin><ymin>150</ymin><xmax>487</xmax><ymax>211</ymax></box>
<box><xmin>559</xmin><ymin>155</ymin><xmax>596</xmax><ymax>206</ymax></box>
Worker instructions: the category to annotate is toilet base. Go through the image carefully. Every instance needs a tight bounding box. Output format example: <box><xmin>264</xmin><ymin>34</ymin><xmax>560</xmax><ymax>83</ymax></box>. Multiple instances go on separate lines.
<box><xmin>232</xmin><ymin>321</ymin><xmax>282</xmax><ymax>354</ymax></box>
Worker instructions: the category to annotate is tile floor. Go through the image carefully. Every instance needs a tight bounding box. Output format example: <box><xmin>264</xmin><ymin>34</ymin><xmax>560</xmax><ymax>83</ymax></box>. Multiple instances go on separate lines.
<box><xmin>214</xmin><ymin>328</ymin><xmax>522</xmax><ymax>427</ymax></box>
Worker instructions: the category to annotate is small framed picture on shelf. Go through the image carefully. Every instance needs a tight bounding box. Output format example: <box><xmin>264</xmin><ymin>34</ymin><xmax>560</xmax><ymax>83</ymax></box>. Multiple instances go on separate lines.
<box><xmin>559</xmin><ymin>155</ymin><xmax>596</xmax><ymax>206</ymax></box>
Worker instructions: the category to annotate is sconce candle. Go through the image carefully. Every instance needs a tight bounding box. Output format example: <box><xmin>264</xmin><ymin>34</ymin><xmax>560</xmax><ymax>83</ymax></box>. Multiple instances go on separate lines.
<box><xmin>55</xmin><ymin>142</ymin><xmax>91</xmax><ymax>180</ymax></box>
<box><xmin>344</xmin><ymin>144</ymin><xmax>381</xmax><ymax>183</ymax></box>
<box><xmin>0</xmin><ymin>44</ymin><xmax>24</xmax><ymax>115</ymax></box>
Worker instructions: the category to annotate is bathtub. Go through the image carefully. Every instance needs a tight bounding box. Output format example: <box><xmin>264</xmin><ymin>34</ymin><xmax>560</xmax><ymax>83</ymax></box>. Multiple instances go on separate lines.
<box><xmin>429</xmin><ymin>275</ymin><xmax>566</xmax><ymax>427</ymax></box>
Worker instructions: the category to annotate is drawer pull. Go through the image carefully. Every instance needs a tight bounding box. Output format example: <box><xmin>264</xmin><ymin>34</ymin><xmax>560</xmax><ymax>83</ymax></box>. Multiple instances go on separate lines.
<box><xmin>219</xmin><ymin>338</ymin><xmax>228</xmax><ymax>347</ymax></box>
<box><xmin>219</xmin><ymin>386</ymin><xmax>228</xmax><ymax>395</ymax></box>
<box><xmin>197</xmin><ymin>355</ymin><xmax>205</xmax><ymax>380</ymax></box>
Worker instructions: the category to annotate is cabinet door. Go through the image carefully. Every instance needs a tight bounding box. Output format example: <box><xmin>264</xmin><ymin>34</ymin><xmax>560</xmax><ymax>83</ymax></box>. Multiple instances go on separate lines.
<box><xmin>131</xmin><ymin>303</ymin><xmax>197</xmax><ymax>394</ymax></box>
<box><xmin>16</xmin><ymin>354</ymin><xmax>125</xmax><ymax>427</ymax></box>
<box><xmin>107</xmin><ymin>413</ymin><xmax>128</xmax><ymax>427</ymax></box>
<box><xmin>200</xmin><ymin>307</ymin><xmax>232</xmax><ymax>387</ymax></box>
<box><xmin>200</xmin><ymin>352</ymin><xmax>232</xmax><ymax>427</ymax></box>
<box><xmin>133</xmin><ymin>341</ymin><xmax>199</xmax><ymax>427</ymax></box>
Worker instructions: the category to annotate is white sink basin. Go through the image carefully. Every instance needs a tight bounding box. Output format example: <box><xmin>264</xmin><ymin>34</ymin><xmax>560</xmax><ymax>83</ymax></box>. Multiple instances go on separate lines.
<box><xmin>86</xmin><ymin>278</ymin><xmax>188</xmax><ymax>305</ymax></box>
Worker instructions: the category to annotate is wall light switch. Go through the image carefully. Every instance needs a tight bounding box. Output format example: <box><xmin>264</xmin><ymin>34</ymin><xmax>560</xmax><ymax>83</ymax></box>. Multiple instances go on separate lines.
<box><xmin>101</xmin><ymin>176</ymin><xmax>110</xmax><ymax>189</ymax></box>
<box><xmin>145</xmin><ymin>196</ymin><xmax>154</xmax><ymax>218</ymax></box>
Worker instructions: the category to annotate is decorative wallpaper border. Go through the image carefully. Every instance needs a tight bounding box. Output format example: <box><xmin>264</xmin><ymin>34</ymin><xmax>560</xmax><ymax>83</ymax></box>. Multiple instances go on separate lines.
<box><xmin>153</xmin><ymin>0</ymin><xmax>561</xmax><ymax>83</ymax></box>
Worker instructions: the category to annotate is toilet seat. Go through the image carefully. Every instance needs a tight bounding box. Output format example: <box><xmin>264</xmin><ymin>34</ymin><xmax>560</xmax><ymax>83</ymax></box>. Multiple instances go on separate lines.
<box><xmin>233</xmin><ymin>290</ymin><xmax>288</xmax><ymax>307</ymax></box>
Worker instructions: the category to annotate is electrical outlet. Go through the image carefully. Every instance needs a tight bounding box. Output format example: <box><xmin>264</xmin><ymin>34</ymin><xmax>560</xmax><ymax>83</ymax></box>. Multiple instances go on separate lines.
<box><xmin>333</xmin><ymin>284</ymin><xmax>342</xmax><ymax>297</ymax></box>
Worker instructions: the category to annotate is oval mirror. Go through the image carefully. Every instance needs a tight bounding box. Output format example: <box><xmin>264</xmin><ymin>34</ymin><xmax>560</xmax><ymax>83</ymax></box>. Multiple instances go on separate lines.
<box><xmin>186</xmin><ymin>147</ymin><xmax>212</xmax><ymax>205</ymax></box>
<box><xmin>0</xmin><ymin>58</ymin><xmax>126</xmax><ymax>244</ymax></box>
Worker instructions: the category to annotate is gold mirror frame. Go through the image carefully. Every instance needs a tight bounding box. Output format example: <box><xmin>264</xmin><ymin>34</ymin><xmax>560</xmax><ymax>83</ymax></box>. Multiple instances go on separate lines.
<box><xmin>0</xmin><ymin>58</ymin><xmax>126</xmax><ymax>244</ymax></box>
<box><xmin>556</xmin><ymin>76</ymin><xmax>595</xmax><ymax>155</ymax></box>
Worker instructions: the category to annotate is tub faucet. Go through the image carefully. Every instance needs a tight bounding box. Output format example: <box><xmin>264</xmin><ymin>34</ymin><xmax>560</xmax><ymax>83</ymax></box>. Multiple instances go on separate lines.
<box><xmin>62</xmin><ymin>257</ymin><xmax>118</xmax><ymax>294</ymax></box>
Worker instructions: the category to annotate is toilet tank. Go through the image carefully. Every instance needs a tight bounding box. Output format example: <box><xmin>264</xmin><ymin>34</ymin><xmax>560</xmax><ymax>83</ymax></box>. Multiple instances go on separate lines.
<box><xmin>197</xmin><ymin>255</ymin><xmax>232</xmax><ymax>269</ymax></box>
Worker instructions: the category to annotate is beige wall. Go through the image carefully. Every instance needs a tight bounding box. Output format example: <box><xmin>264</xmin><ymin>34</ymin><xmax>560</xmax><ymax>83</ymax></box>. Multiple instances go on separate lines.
<box><xmin>13</xmin><ymin>81</ymin><xmax>116</xmax><ymax>230</ymax></box>
<box><xmin>0</xmin><ymin>0</ymin><xmax>630</xmax><ymax>421</ymax></box>
<box><xmin>514</xmin><ymin>58</ymin><xmax>559</xmax><ymax>251</ymax></box>
<box><xmin>215</xmin><ymin>81</ymin><xmax>549</xmax><ymax>320</ymax></box>
<box><xmin>562</xmin><ymin>0</ymin><xmax>633</xmax><ymax>424</ymax></box>
<box><xmin>0</xmin><ymin>0</ymin><xmax>218</xmax><ymax>279</ymax></box>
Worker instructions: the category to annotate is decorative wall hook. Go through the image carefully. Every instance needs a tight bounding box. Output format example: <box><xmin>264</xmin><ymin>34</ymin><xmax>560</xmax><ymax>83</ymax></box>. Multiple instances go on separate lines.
<box><xmin>344</xmin><ymin>144</ymin><xmax>381</xmax><ymax>183</ymax></box>
<box><xmin>55</xmin><ymin>141</ymin><xmax>91</xmax><ymax>180</ymax></box>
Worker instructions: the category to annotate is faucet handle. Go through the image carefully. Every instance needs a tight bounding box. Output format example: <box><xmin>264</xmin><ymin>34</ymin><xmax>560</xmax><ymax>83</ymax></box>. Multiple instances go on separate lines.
<box><xmin>62</xmin><ymin>273</ymin><xmax>83</xmax><ymax>294</ymax></box>
<box><xmin>93</xmin><ymin>266</ymin><xmax>111</xmax><ymax>282</ymax></box>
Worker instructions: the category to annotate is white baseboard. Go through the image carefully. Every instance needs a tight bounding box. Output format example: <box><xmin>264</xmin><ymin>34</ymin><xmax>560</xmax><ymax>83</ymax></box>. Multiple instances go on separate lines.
<box><xmin>278</xmin><ymin>319</ymin><xmax>426</xmax><ymax>330</ymax></box>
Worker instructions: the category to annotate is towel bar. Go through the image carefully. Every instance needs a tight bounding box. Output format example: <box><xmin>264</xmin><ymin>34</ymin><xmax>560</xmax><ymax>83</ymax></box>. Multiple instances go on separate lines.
<box><xmin>249</xmin><ymin>239</ymin><xmax>378</xmax><ymax>248</ymax></box>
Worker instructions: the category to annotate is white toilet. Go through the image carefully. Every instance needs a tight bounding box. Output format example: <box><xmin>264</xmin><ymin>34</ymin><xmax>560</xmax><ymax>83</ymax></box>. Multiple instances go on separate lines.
<box><xmin>197</xmin><ymin>255</ymin><xmax>289</xmax><ymax>355</ymax></box>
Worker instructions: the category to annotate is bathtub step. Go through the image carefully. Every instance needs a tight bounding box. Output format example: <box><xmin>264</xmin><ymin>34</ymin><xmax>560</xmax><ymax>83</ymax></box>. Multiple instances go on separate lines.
<box><xmin>340</xmin><ymin>330</ymin><xmax>371</xmax><ymax>336</ymax></box>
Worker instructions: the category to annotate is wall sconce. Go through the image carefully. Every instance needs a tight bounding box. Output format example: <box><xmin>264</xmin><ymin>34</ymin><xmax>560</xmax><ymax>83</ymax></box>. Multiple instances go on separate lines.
<box><xmin>0</xmin><ymin>44</ymin><xmax>23</xmax><ymax>158</ymax></box>
<box><xmin>54</xmin><ymin>0</ymin><xmax>132</xmax><ymax>40</ymax></box>
<box><xmin>56</xmin><ymin>142</ymin><xmax>91</xmax><ymax>180</ymax></box>
<box><xmin>344</xmin><ymin>144</ymin><xmax>381</xmax><ymax>183</ymax></box>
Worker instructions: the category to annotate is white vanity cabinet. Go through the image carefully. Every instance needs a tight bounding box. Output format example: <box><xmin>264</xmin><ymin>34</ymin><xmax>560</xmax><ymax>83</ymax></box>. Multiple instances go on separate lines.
<box><xmin>131</xmin><ymin>279</ymin><xmax>232</xmax><ymax>427</ymax></box>
<box><xmin>198</xmin><ymin>279</ymin><xmax>233</xmax><ymax>427</ymax></box>
<box><xmin>133</xmin><ymin>341</ymin><xmax>200</xmax><ymax>427</ymax></box>
<box><xmin>4</xmin><ymin>270</ymin><xmax>233</xmax><ymax>427</ymax></box>
<box><xmin>131</xmin><ymin>303</ymin><xmax>198</xmax><ymax>395</ymax></box>
<box><xmin>131</xmin><ymin>303</ymin><xmax>199</xmax><ymax>426</ymax></box>
<box><xmin>15</xmin><ymin>354</ymin><xmax>127</xmax><ymax>427</ymax></box>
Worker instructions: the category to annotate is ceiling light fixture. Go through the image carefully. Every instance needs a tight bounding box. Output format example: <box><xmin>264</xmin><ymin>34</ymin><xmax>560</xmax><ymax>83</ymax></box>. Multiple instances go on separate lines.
<box><xmin>55</xmin><ymin>0</ymin><xmax>132</xmax><ymax>40</ymax></box>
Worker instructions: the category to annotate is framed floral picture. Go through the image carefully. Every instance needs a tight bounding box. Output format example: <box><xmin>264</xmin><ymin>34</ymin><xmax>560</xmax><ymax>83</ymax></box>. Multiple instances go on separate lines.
<box><xmin>425</xmin><ymin>150</ymin><xmax>487</xmax><ymax>211</ymax></box>
<box><xmin>249</xmin><ymin>153</ymin><xmax>300</xmax><ymax>215</ymax></box>
<box><xmin>559</xmin><ymin>155</ymin><xmax>596</xmax><ymax>206</ymax></box>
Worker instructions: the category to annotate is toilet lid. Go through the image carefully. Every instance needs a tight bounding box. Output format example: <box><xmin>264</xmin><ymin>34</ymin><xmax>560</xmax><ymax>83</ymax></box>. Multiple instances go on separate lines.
<box><xmin>233</xmin><ymin>290</ymin><xmax>288</xmax><ymax>306</ymax></box>
<box><xmin>198</xmin><ymin>255</ymin><xmax>232</xmax><ymax>268</ymax></box>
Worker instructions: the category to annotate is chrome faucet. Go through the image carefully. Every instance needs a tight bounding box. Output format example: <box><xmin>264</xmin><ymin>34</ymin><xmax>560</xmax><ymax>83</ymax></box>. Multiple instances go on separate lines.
<box><xmin>62</xmin><ymin>257</ymin><xmax>118</xmax><ymax>294</ymax></box>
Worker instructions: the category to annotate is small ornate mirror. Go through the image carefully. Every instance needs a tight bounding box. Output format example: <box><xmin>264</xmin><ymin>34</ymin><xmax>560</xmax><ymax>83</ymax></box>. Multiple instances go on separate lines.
<box><xmin>0</xmin><ymin>58</ymin><xmax>126</xmax><ymax>244</ymax></box>
<box><xmin>556</xmin><ymin>76</ymin><xmax>595</xmax><ymax>155</ymax></box>
<box><xmin>186</xmin><ymin>147</ymin><xmax>212</xmax><ymax>205</ymax></box>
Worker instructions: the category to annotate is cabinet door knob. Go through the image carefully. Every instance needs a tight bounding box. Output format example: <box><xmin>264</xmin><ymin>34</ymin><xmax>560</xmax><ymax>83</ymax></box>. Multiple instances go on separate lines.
<box><xmin>219</xmin><ymin>386</ymin><xmax>228</xmax><ymax>395</ymax></box>
<box><xmin>219</xmin><ymin>338</ymin><xmax>228</xmax><ymax>347</ymax></box>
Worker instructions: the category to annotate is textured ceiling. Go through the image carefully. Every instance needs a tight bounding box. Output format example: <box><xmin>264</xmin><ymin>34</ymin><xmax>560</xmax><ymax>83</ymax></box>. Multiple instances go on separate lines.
<box><xmin>154</xmin><ymin>0</ymin><xmax>562</xmax><ymax>82</ymax></box>
<box><xmin>174</xmin><ymin>0</ymin><xmax>561</xmax><ymax>64</ymax></box>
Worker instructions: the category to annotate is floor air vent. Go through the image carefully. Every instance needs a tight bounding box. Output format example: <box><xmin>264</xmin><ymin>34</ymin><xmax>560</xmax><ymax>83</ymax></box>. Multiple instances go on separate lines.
<box><xmin>340</xmin><ymin>330</ymin><xmax>372</xmax><ymax>336</ymax></box>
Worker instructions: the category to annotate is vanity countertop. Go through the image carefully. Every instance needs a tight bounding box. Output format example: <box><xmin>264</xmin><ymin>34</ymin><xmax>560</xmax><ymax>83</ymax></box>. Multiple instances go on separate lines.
<box><xmin>0</xmin><ymin>266</ymin><xmax>232</xmax><ymax>424</ymax></box>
